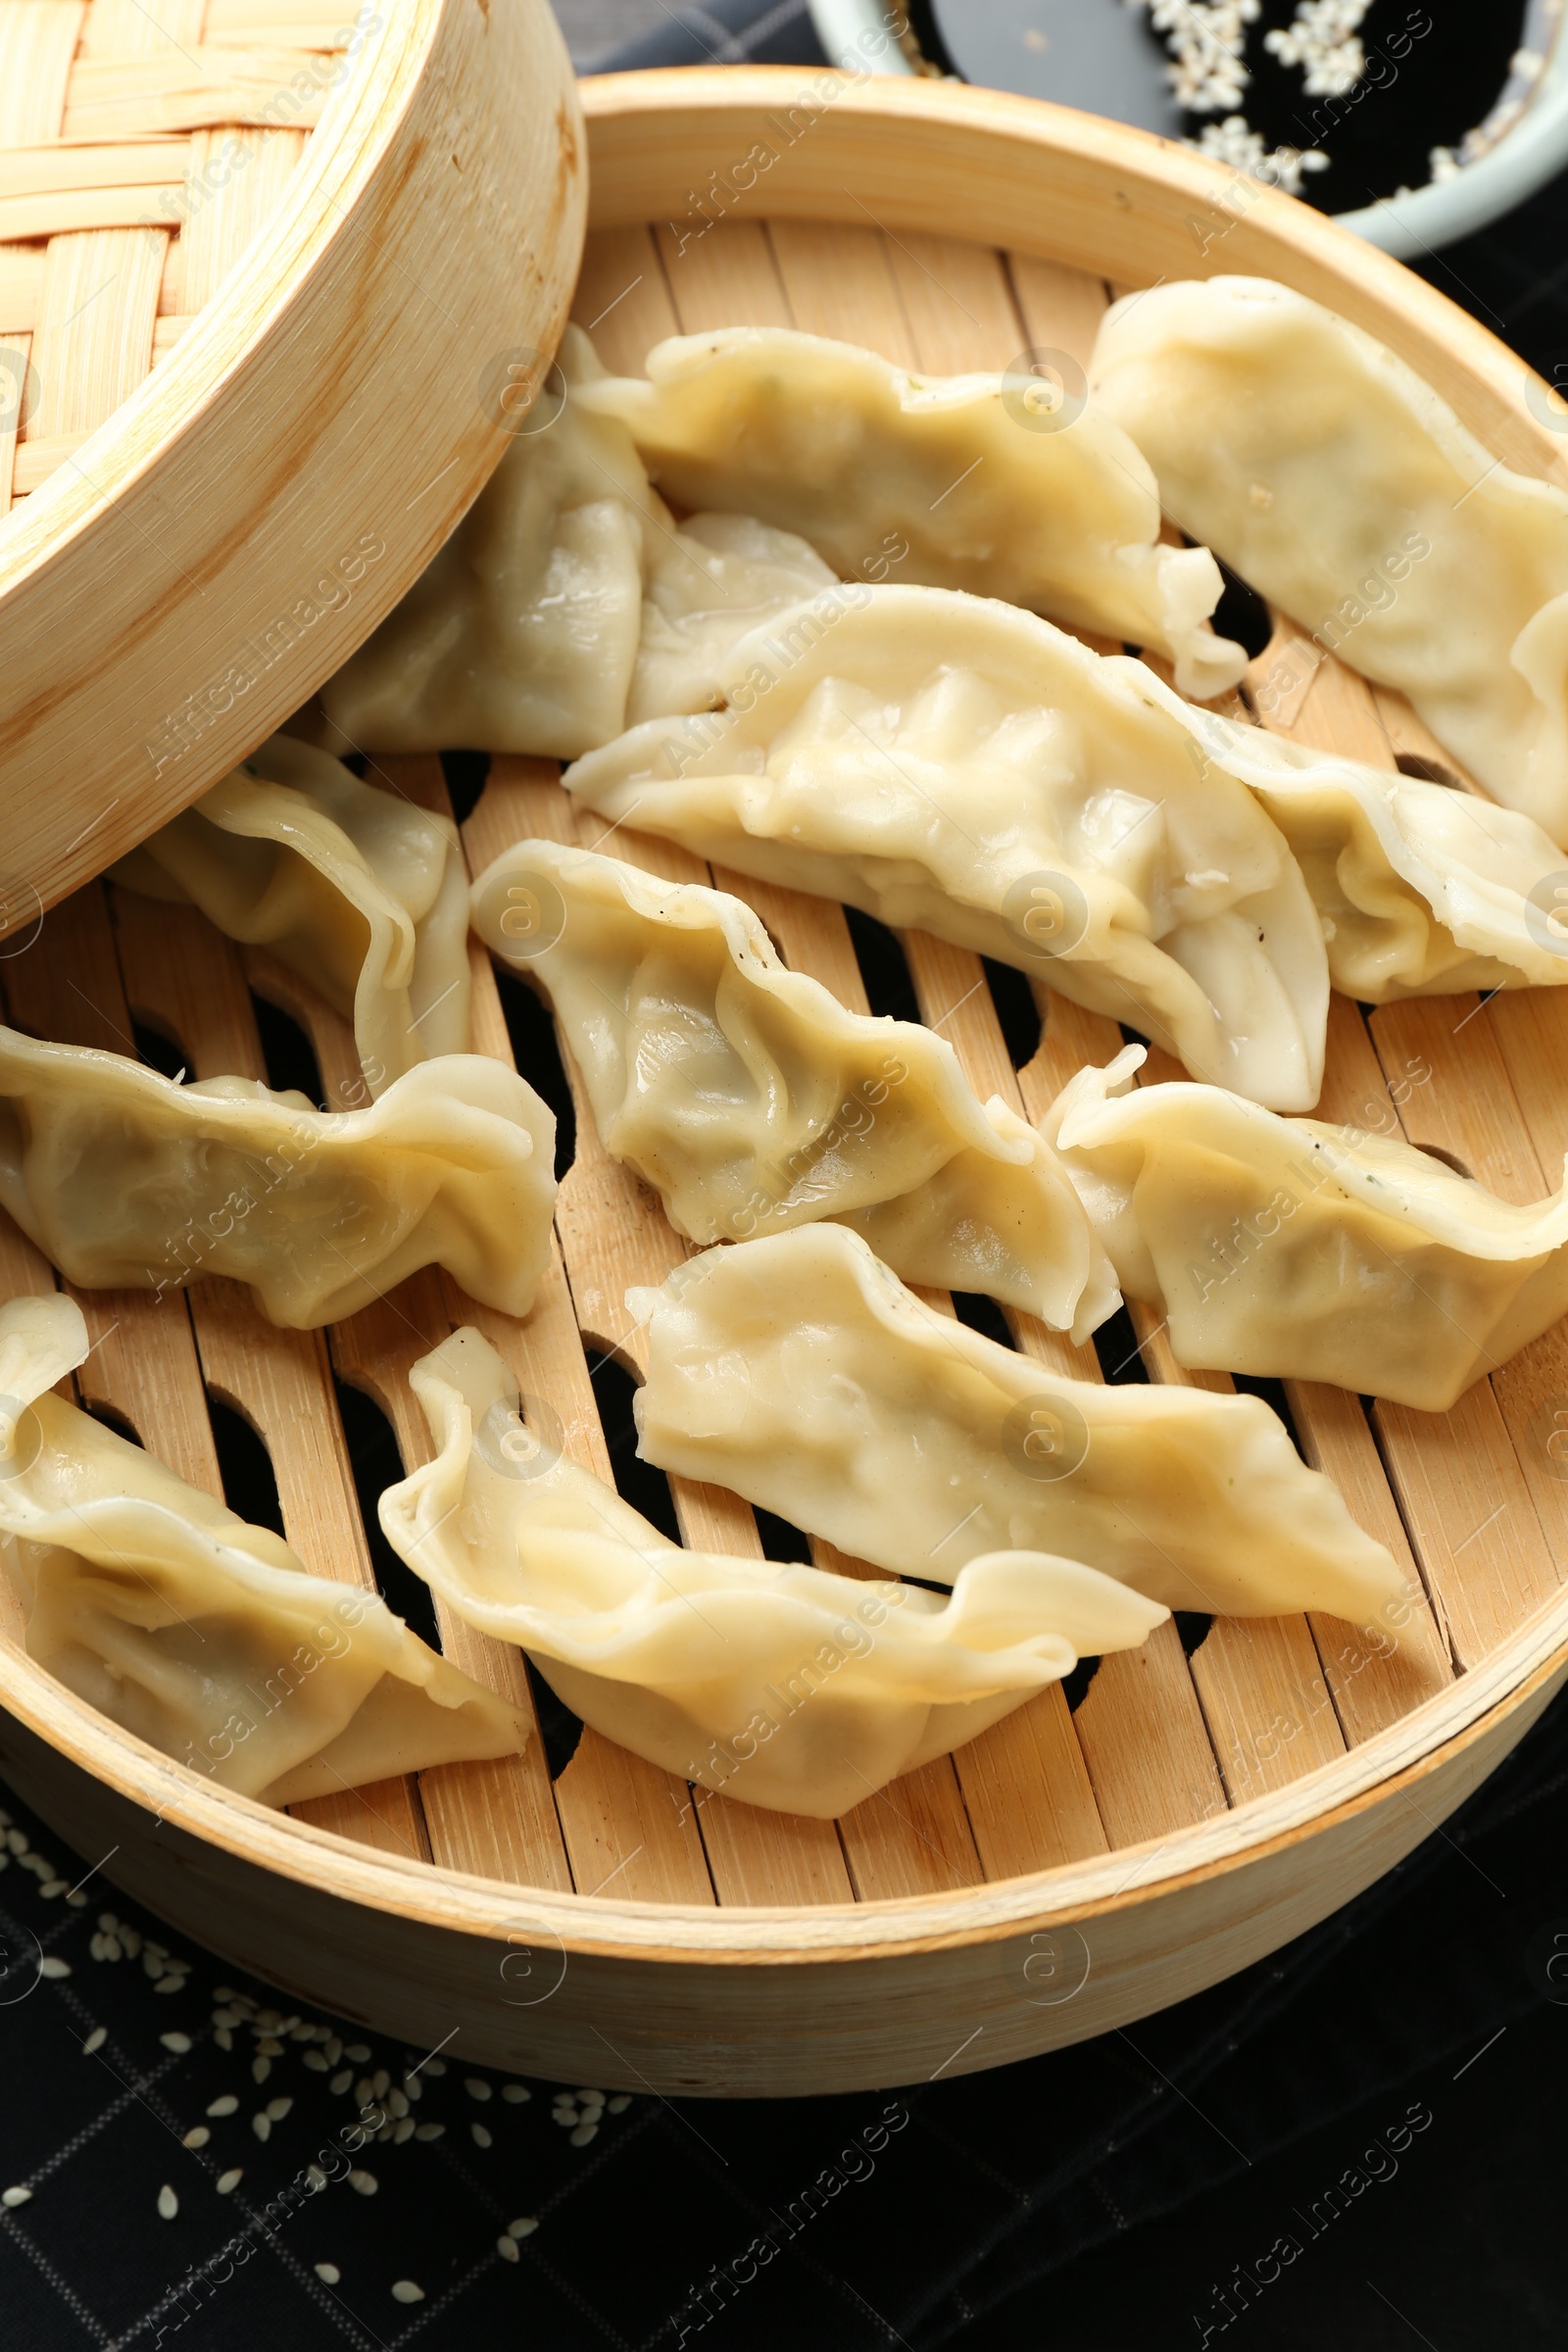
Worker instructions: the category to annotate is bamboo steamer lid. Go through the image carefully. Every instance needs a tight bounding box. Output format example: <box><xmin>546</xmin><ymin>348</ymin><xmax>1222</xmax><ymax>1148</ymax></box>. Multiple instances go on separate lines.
<box><xmin>0</xmin><ymin>0</ymin><xmax>585</xmax><ymax>925</ymax></box>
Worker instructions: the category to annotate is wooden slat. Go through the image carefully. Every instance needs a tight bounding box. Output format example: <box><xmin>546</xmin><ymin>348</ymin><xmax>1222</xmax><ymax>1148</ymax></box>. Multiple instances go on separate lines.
<box><xmin>178</xmin><ymin>123</ymin><xmax>308</xmax><ymax>315</ymax></box>
<box><xmin>466</xmin><ymin>756</ymin><xmax>859</xmax><ymax>1903</ymax></box>
<box><xmin>59</xmin><ymin>53</ymin><xmax>335</xmax><ymax>140</ymax></box>
<box><xmin>0</xmin><ymin>3</ymin><xmax>84</xmax><ymax>144</ymax></box>
<box><xmin>28</xmin><ymin>222</ymin><xmax>165</xmax><ymax>438</ymax></box>
<box><xmin>1250</xmin><ymin>658</ymin><xmax>1564</xmax><ymax>1671</ymax></box>
<box><xmin>768</xmin><ymin>219</ymin><xmax>1234</xmax><ymax>1848</ymax></box>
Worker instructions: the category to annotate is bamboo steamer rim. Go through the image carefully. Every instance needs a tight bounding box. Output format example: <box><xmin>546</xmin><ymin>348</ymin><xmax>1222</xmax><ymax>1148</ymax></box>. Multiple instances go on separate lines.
<box><xmin>0</xmin><ymin>1584</ymin><xmax>1562</xmax><ymax>1963</ymax></box>
<box><xmin>4</xmin><ymin>68</ymin><xmax>1566</xmax><ymax>1985</ymax></box>
<box><xmin>0</xmin><ymin>0</ymin><xmax>585</xmax><ymax>910</ymax></box>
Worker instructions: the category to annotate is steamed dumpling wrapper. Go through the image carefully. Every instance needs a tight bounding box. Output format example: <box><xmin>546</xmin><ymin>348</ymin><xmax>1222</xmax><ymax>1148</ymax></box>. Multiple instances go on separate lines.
<box><xmin>1044</xmin><ymin>1046</ymin><xmax>1568</xmax><ymax>1412</ymax></box>
<box><xmin>574</xmin><ymin>326</ymin><xmax>1248</xmax><ymax>700</ymax></box>
<box><xmin>111</xmin><ymin>733</ymin><xmax>469</xmax><ymax>1098</ymax></box>
<box><xmin>632</xmin><ymin>1224</ymin><xmax>1409</xmax><ymax>1629</ymax></box>
<box><xmin>1149</xmin><ymin>680</ymin><xmax>1568</xmax><ymax>1001</ymax></box>
<box><xmin>469</xmin><ymin>836</ymin><xmax>1118</xmax><ymax>1338</ymax></box>
<box><xmin>0</xmin><ymin>1295</ymin><xmax>527</xmax><ymax>1806</ymax></box>
<box><xmin>566</xmin><ymin>585</ymin><xmax>1329</xmax><ymax>1111</ymax></box>
<box><xmin>629</xmin><ymin>510</ymin><xmax>837</xmax><ymax>726</ymax></box>
<box><xmin>1091</xmin><ymin>275</ymin><xmax>1568</xmax><ymax>844</ymax></box>
<box><xmin>0</xmin><ymin>1028</ymin><xmax>557</xmax><ymax>1327</ymax></box>
<box><xmin>377</xmin><ymin>1325</ymin><xmax>1164</xmax><ymax>1817</ymax></box>
<box><xmin>317</xmin><ymin>325</ymin><xmax>841</xmax><ymax>755</ymax></box>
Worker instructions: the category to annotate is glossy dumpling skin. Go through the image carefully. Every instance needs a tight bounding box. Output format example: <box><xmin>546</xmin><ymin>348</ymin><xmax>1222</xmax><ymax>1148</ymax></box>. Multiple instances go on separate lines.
<box><xmin>111</xmin><ymin>734</ymin><xmax>469</xmax><ymax>1099</ymax></box>
<box><xmin>630</xmin><ymin>511</ymin><xmax>837</xmax><ymax>726</ymax></box>
<box><xmin>1045</xmin><ymin>1045</ymin><xmax>1568</xmax><ymax>1412</ymax></box>
<box><xmin>1172</xmin><ymin>694</ymin><xmax>1568</xmax><ymax>1000</ymax></box>
<box><xmin>376</xmin><ymin>1325</ymin><xmax>1164</xmax><ymax>1818</ymax></box>
<box><xmin>0</xmin><ymin>1029</ymin><xmax>557</xmax><ymax>1327</ymax></box>
<box><xmin>566</xmin><ymin>586</ymin><xmax>1328</xmax><ymax>1111</ymax></box>
<box><xmin>320</xmin><ymin>325</ymin><xmax>659</xmax><ymax>759</ymax></box>
<box><xmin>575</xmin><ymin>327</ymin><xmax>1248</xmax><ymax>700</ymax></box>
<box><xmin>317</xmin><ymin>326</ymin><xmax>839</xmax><ymax>756</ymax></box>
<box><xmin>632</xmin><ymin>1224</ymin><xmax>1408</xmax><ymax>1628</ymax></box>
<box><xmin>0</xmin><ymin>1295</ymin><xmax>526</xmax><ymax>1806</ymax></box>
<box><xmin>469</xmin><ymin>837</ymin><xmax>1117</xmax><ymax>1338</ymax></box>
<box><xmin>1091</xmin><ymin>276</ymin><xmax>1568</xmax><ymax>844</ymax></box>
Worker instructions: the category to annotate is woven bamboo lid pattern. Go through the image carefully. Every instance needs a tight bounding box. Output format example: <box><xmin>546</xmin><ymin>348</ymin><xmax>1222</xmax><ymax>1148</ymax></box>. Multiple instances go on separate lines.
<box><xmin>0</xmin><ymin>0</ymin><xmax>584</xmax><ymax>918</ymax></box>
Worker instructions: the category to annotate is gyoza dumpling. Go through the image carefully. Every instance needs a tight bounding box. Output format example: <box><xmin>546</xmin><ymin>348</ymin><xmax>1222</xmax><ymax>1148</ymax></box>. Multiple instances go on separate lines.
<box><xmin>631</xmin><ymin>1224</ymin><xmax>1408</xmax><ymax>1628</ymax></box>
<box><xmin>566</xmin><ymin>586</ymin><xmax>1328</xmax><ymax>1111</ymax></box>
<box><xmin>574</xmin><ymin>327</ymin><xmax>1248</xmax><ymax>699</ymax></box>
<box><xmin>0</xmin><ymin>1029</ymin><xmax>557</xmax><ymax>1328</ymax></box>
<box><xmin>629</xmin><ymin>511</ymin><xmax>837</xmax><ymax>725</ymax></box>
<box><xmin>376</xmin><ymin>1323</ymin><xmax>1164</xmax><ymax>1817</ymax></box>
<box><xmin>469</xmin><ymin>837</ymin><xmax>1117</xmax><ymax>1337</ymax></box>
<box><xmin>317</xmin><ymin>326</ymin><xmax>840</xmax><ymax>755</ymax></box>
<box><xmin>112</xmin><ymin>734</ymin><xmax>469</xmax><ymax>1098</ymax></box>
<box><xmin>1044</xmin><ymin>1045</ymin><xmax>1568</xmax><ymax>1411</ymax></box>
<box><xmin>1091</xmin><ymin>276</ymin><xmax>1568</xmax><ymax>843</ymax></box>
<box><xmin>1159</xmin><ymin>685</ymin><xmax>1568</xmax><ymax>1001</ymax></box>
<box><xmin>0</xmin><ymin>1295</ymin><xmax>526</xmax><ymax>1806</ymax></box>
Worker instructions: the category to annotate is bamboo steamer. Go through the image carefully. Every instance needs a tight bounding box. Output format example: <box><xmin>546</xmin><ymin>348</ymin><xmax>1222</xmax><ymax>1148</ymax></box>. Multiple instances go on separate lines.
<box><xmin>0</xmin><ymin>0</ymin><xmax>585</xmax><ymax>920</ymax></box>
<box><xmin>0</xmin><ymin>67</ymin><xmax>1566</xmax><ymax>2097</ymax></box>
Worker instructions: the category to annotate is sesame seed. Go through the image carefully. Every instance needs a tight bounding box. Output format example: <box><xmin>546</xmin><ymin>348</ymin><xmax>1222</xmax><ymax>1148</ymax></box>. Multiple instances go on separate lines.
<box><xmin>153</xmin><ymin>1976</ymin><xmax>183</xmax><ymax>1995</ymax></box>
<box><xmin>386</xmin><ymin>2089</ymin><xmax>409</xmax><ymax>2118</ymax></box>
<box><xmin>39</xmin><ymin>1880</ymin><xmax>66</xmax><ymax>1899</ymax></box>
<box><xmin>345</xmin><ymin>2043</ymin><xmax>370</xmax><ymax>2063</ymax></box>
<box><xmin>267</xmin><ymin>2097</ymin><xmax>292</xmax><ymax>2122</ymax></box>
<box><xmin>82</xmin><ymin>2028</ymin><xmax>106</xmax><ymax>2057</ymax></box>
<box><xmin>422</xmin><ymin>2056</ymin><xmax>447</xmax><ymax>2077</ymax></box>
<box><xmin>402</xmin><ymin>2073</ymin><xmax>422</xmax><ymax>2101</ymax></box>
<box><xmin>252</xmin><ymin>2058</ymin><xmax>271</xmax><ymax>2084</ymax></box>
<box><xmin>347</xmin><ymin>2170</ymin><xmax>377</xmax><ymax>2196</ymax></box>
<box><xmin>465</xmin><ymin>2078</ymin><xmax>492</xmax><ymax>2102</ymax></box>
<box><xmin>65</xmin><ymin>1893</ymin><xmax>87</xmax><ymax>1910</ymax></box>
<box><xmin>497</xmin><ymin>2234</ymin><xmax>519</xmax><ymax>2263</ymax></box>
<box><xmin>608</xmin><ymin>2095</ymin><xmax>631</xmax><ymax>2114</ymax></box>
<box><xmin>501</xmin><ymin>2084</ymin><xmax>530</xmax><ymax>2104</ymax></box>
<box><xmin>157</xmin><ymin>2185</ymin><xmax>178</xmax><ymax>2222</ymax></box>
<box><xmin>306</xmin><ymin>2166</ymin><xmax>327</xmax><ymax>2190</ymax></box>
<box><xmin>371</xmin><ymin>2069</ymin><xmax>390</xmax><ymax>2099</ymax></box>
<box><xmin>252</xmin><ymin>2115</ymin><xmax>271</xmax><ymax>2142</ymax></box>
<box><xmin>393</xmin><ymin>2118</ymin><xmax>416</xmax><ymax>2144</ymax></box>
<box><xmin>159</xmin><ymin>2033</ymin><xmax>192</xmax><ymax>2055</ymax></box>
<box><xmin>390</xmin><ymin>2280</ymin><xmax>424</xmax><ymax>2304</ymax></box>
<box><xmin>214</xmin><ymin>2029</ymin><xmax>233</xmax><ymax>2052</ymax></box>
<box><xmin>214</xmin><ymin>1985</ymin><xmax>238</xmax><ymax>2000</ymax></box>
<box><xmin>569</xmin><ymin>2123</ymin><xmax>598</xmax><ymax>2148</ymax></box>
<box><xmin>508</xmin><ymin>2216</ymin><xmax>538</xmax><ymax>2239</ymax></box>
<box><xmin>324</xmin><ymin>2037</ymin><xmax>342</xmax><ymax>2064</ymax></box>
<box><xmin>255</xmin><ymin>2009</ymin><xmax>282</xmax><ymax>2030</ymax></box>
<box><xmin>256</xmin><ymin>2036</ymin><xmax>284</xmax><ymax>2057</ymax></box>
<box><xmin>375</xmin><ymin>2121</ymin><xmax>394</xmax><ymax>2143</ymax></box>
<box><xmin>315</xmin><ymin>2262</ymin><xmax>341</xmax><ymax>2285</ymax></box>
<box><xmin>37</xmin><ymin>1958</ymin><xmax>70</xmax><ymax>1981</ymax></box>
<box><xmin>2</xmin><ymin>2186</ymin><xmax>31</xmax><ymax>2209</ymax></box>
<box><xmin>302</xmin><ymin>2051</ymin><xmax>328</xmax><ymax>2073</ymax></box>
<box><xmin>470</xmin><ymin>2123</ymin><xmax>492</xmax><ymax>2149</ymax></box>
<box><xmin>216</xmin><ymin>2170</ymin><xmax>243</xmax><ymax>2195</ymax></box>
<box><xmin>206</xmin><ymin>2095</ymin><xmax>238</xmax><ymax>2118</ymax></box>
<box><xmin>290</xmin><ymin>2024</ymin><xmax>316</xmax><ymax>2043</ymax></box>
<box><xmin>212</xmin><ymin>2008</ymin><xmax>242</xmax><ymax>2030</ymax></box>
<box><xmin>328</xmin><ymin>2070</ymin><xmax>353</xmax><ymax>2095</ymax></box>
<box><xmin>5</xmin><ymin>1830</ymin><xmax>26</xmax><ymax>1854</ymax></box>
<box><xmin>413</xmin><ymin>2123</ymin><xmax>444</xmax><ymax>2142</ymax></box>
<box><xmin>182</xmin><ymin>2128</ymin><xmax>210</xmax><ymax>2150</ymax></box>
<box><xmin>354</xmin><ymin>2079</ymin><xmax>372</xmax><ymax>2107</ymax></box>
<box><xmin>574</xmin><ymin>2087</ymin><xmax>599</xmax><ymax>2100</ymax></box>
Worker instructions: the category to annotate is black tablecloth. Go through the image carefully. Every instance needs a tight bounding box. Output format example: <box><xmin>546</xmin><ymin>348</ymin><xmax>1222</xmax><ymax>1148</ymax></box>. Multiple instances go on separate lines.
<box><xmin>6</xmin><ymin>15</ymin><xmax>1568</xmax><ymax>2347</ymax></box>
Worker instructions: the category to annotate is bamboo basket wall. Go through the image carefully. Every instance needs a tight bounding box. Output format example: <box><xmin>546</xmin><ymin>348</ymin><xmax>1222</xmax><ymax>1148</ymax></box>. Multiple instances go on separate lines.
<box><xmin>0</xmin><ymin>0</ymin><xmax>585</xmax><ymax>915</ymax></box>
<box><xmin>0</xmin><ymin>68</ymin><xmax>1565</xmax><ymax>2097</ymax></box>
